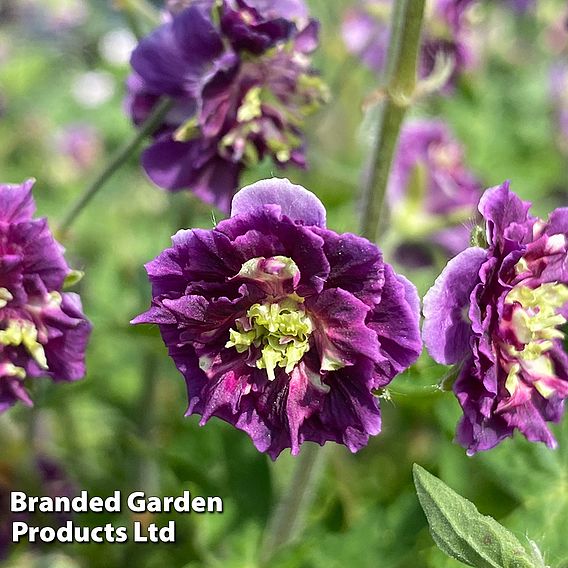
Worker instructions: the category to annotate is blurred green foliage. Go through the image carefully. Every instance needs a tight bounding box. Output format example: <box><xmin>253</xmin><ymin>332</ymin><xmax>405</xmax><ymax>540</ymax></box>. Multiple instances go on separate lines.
<box><xmin>0</xmin><ymin>0</ymin><xmax>567</xmax><ymax>567</ymax></box>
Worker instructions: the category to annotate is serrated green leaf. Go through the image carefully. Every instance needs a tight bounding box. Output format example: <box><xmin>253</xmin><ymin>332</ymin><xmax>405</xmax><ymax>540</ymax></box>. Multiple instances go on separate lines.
<box><xmin>413</xmin><ymin>464</ymin><xmax>536</xmax><ymax>568</ymax></box>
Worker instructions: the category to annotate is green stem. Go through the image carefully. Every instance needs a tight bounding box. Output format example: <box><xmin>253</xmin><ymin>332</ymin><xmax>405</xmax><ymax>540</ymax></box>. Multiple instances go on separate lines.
<box><xmin>259</xmin><ymin>443</ymin><xmax>325</xmax><ymax>566</ymax></box>
<box><xmin>136</xmin><ymin>351</ymin><xmax>159</xmax><ymax>492</ymax></box>
<box><xmin>360</xmin><ymin>0</ymin><xmax>426</xmax><ymax>242</ymax></box>
<box><xmin>58</xmin><ymin>97</ymin><xmax>173</xmax><ymax>235</ymax></box>
<box><xmin>258</xmin><ymin>2</ymin><xmax>426</xmax><ymax>564</ymax></box>
<box><xmin>116</xmin><ymin>0</ymin><xmax>161</xmax><ymax>28</ymax></box>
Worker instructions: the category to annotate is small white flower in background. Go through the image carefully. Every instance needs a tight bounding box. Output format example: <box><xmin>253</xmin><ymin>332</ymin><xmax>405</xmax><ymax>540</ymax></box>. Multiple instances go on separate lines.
<box><xmin>99</xmin><ymin>29</ymin><xmax>137</xmax><ymax>67</ymax></box>
<box><xmin>71</xmin><ymin>71</ymin><xmax>115</xmax><ymax>108</ymax></box>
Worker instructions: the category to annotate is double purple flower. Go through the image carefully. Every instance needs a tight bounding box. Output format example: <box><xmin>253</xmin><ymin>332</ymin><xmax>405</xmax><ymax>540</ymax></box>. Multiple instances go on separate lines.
<box><xmin>424</xmin><ymin>182</ymin><xmax>568</xmax><ymax>453</ymax></box>
<box><xmin>388</xmin><ymin>120</ymin><xmax>482</xmax><ymax>267</ymax></box>
<box><xmin>133</xmin><ymin>178</ymin><xmax>422</xmax><ymax>459</ymax></box>
<box><xmin>0</xmin><ymin>180</ymin><xmax>91</xmax><ymax>411</ymax></box>
<box><xmin>126</xmin><ymin>0</ymin><xmax>326</xmax><ymax>212</ymax></box>
<box><xmin>342</xmin><ymin>0</ymin><xmax>477</xmax><ymax>90</ymax></box>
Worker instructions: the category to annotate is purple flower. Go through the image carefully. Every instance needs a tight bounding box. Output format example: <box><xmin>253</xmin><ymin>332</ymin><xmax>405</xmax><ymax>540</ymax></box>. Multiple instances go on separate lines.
<box><xmin>341</xmin><ymin>0</ymin><xmax>477</xmax><ymax>90</ymax></box>
<box><xmin>133</xmin><ymin>178</ymin><xmax>422</xmax><ymax>459</ymax></box>
<box><xmin>126</xmin><ymin>1</ymin><xmax>326</xmax><ymax>213</ymax></box>
<box><xmin>423</xmin><ymin>182</ymin><xmax>568</xmax><ymax>454</ymax></box>
<box><xmin>341</xmin><ymin>0</ymin><xmax>391</xmax><ymax>74</ymax></box>
<box><xmin>388</xmin><ymin>120</ymin><xmax>482</xmax><ymax>267</ymax></box>
<box><xmin>0</xmin><ymin>180</ymin><xmax>91</xmax><ymax>411</ymax></box>
<box><xmin>55</xmin><ymin>123</ymin><xmax>102</xmax><ymax>173</ymax></box>
<box><xmin>500</xmin><ymin>0</ymin><xmax>535</xmax><ymax>13</ymax></box>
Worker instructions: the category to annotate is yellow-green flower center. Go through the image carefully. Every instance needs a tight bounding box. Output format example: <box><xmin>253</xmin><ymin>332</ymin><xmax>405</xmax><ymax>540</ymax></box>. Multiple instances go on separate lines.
<box><xmin>0</xmin><ymin>288</ymin><xmax>13</xmax><ymax>309</ymax></box>
<box><xmin>226</xmin><ymin>297</ymin><xmax>313</xmax><ymax>381</ymax></box>
<box><xmin>504</xmin><ymin>282</ymin><xmax>568</xmax><ymax>398</ymax></box>
<box><xmin>506</xmin><ymin>283</ymin><xmax>568</xmax><ymax>359</ymax></box>
<box><xmin>0</xmin><ymin>319</ymin><xmax>48</xmax><ymax>369</ymax></box>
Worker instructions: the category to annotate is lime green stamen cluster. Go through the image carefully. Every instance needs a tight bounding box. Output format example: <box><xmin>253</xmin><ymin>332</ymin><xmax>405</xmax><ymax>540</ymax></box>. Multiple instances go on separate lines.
<box><xmin>237</xmin><ymin>87</ymin><xmax>263</xmax><ymax>123</ymax></box>
<box><xmin>506</xmin><ymin>283</ymin><xmax>568</xmax><ymax>359</ymax></box>
<box><xmin>0</xmin><ymin>288</ymin><xmax>13</xmax><ymax>309</ymax></box>
<box><xmin>0</xmin><ymin>319</ymin><xmax>48</xmax><ymax>369</ymax></box>
<box><xmin>504</xmin><ymin>282</ymin><xmax>568</xmax><ymax>398</ymax></box>
<box><xmin>226</xmin><ymin>298</ymin><xmax>313</xmax><ymax>381</ymax></box>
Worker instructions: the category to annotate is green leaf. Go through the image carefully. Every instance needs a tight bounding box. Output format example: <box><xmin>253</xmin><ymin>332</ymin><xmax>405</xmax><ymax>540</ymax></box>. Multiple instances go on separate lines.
<box><xmin>413</xmin><ymin>464</ymin><xmax>538</xmax><ymax>568</ymax></box>
<box><xmin>476</xmin><ymin>420</ymin><xmax>568</xmax><ymax>567</ymax></box>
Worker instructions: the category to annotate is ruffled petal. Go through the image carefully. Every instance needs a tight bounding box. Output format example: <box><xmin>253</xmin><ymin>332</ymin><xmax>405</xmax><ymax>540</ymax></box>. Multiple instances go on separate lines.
<box><xmin>308</xmin><ymin>288</ymin><xmax>380</xmax><ymax>371</ymax></box>
<box><xmin>131</xmin><ymin>5</ymin><xmax>225</xmax><ymax>97</ymax></box>
<box><xmin>478</xmin><ymin>181</ymin><xmax>534</xmax><ymax>249</ymax></box>
<box><xmin>423</xmin><ymin>247</ymin><xmax>487</xmax><ymax>365</ymax></box>
<box><xmin>0</xmin><ymin>179</ymin><xmax>36</xmax><ymax>224</ymax></box>
<box><xmin>313</xmin><ymin>227</ymin><xmax>384</xmax><ymax>307</ymax></box>
<box><xmin>42</xmin><ymin>293</ymin><xmax>92</xmax><ymax>382</ymax></box>
<box><xmin>231</xmin><ymin>178</ymin><xmax>327</xmax><ymax>228</ymax></box>
<box><xmin>368</xmin><ymin>264</ymin><xmax>422</xmax><ymax>385</ymax></box>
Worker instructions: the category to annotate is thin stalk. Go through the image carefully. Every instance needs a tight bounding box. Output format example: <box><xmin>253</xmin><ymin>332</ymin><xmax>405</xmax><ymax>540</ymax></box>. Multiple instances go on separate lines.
<box><xmin>136</xmin><ymin>351</ymin><xmax>159</xmax><ymax>492</ymax></box>
<box><xmin>123</xmin><ymin>9</ymin><xmax>145</xmax><ymax>40</ymax></box>
<box><xmin>259</xmin><ymin>443</ymin><xmax>325</xmax><ymax>566</ymax></box>
<box><xmin>258</xmin><ymin>2</ymin><xmax>427</xmax><ymax>564</ymax></box>
<box><xmin>360</xmin><ymin>0</ymin><xmax>426</xmax><ymax>242</ymax></box>
<box><xmin>58</xmin><ymin>97</ymin><xmax>173</xmax><ymax>235</ymax></box>
<box><xmin>116</xmin><ymin>0</ymin><xmax>161</xmax><ymax>28</ymax></box>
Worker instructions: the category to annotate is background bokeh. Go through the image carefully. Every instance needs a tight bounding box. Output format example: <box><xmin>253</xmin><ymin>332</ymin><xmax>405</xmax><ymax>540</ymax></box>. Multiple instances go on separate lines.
<box><xmin>0</xmin><ymin>0</ymin><xmax>567</xmax><ymax>566</ymax></box>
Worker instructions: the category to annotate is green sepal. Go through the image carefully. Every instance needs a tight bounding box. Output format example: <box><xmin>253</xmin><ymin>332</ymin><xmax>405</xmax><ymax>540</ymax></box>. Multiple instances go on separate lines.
<box><xmin>63</xmin><ymin>270</ymin><xmax>84</xmax><ymax>289</ymax></box>
<box><xmin>173</xmin><ymin>117</ymin><xmax>200</xmax><ymax>142</ymax></box>
<box><xmin>470</xmin><ymin>225</ymin><xmax>489</xmax><ymax>249</ymax></box>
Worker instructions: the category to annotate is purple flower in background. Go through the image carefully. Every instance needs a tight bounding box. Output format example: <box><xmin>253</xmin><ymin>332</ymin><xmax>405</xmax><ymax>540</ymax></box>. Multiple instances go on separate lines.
<box><xmin>424</xmin><ymin>182</ymin><xmax>568</xmax><ymax>454</ymax></box>
<box><xmin>55</xmin><ymin>123</ymin><xmax>102</xmax><ymax>172</ymax></box>
<box><xmin>341</xmin><ymin>0</ymin><xmax>478</xmax><ymax>90</ymax></box>
<box><xmin>500</xmin><ymin>0</ymin><xmax>535</xmax><ymax>13</ymax></box>
<box><xmin>342</xmin><ymin>0</ymin><xmax>391</xmax><ymax>74</ymax></box>
<box><xmin>126</xmin><ymin>1</ymin><xmax>326</xmax><ymax>212</ymax></box>
<box><xmin>133</xmin><ymin>178</ymin><xmax>422</xmax><ymax>459</ymax></box>
<box><xmin>550</xmin><ymin>62</ymin><xmax>568</xmax><ymax>152</ymax></box>
<box><xmin>0</xmin><ymin>180</ymin><xmax>91</xmax><ymax>411</ymax></box>
<box><xmin>388</xmin><ymin>120</ymin><xmax>482</xmax><ymax>267</ymax></box>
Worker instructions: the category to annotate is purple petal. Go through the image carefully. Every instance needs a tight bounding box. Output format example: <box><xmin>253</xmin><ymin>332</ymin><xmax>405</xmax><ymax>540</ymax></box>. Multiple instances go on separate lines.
<box><xmin>368</xmin><ymin>264</ymin><xmax>422</xmax><ymax>385</ymax></box>
<box><xmin>423</xmin><ymin>247</ymin><xmax>487</xmax><ymax>365</ymax></box>
<box><xmin>313</xmin><ymin>228</ymin><xmax>384</xmax><ymax>307</ymax></box>
<box><xmin>545</xmin><ymin>207</ymin><xmax>568</xmax><ymax>236</ymax></box>
<box><xmin>131</xmin><ymin>6</ymin><xmax>225</xmax><ymax>98</ymax></box>
<box><xmin>43</xmin><ymin>293</ymin><xmax>92</xmax><ymax>382</ymax></box>
<box><xmin>243</xmin><ymin>0</ymin><xmax>308</xmax><ymax>20</ymax></box>
<box><xmin>478</xmin><ymin>181</ymin><xmax>534</xmax><ymax>248</ymax></box>
<box><xmin>231</xmin><ymin>178</ymin><xmax>326</xmax><ymax>227</ymax></box>
<box><xmin>9</xmin><ymin>219</ymin><xmax>70</xmax><ymax>294</ymax></box>
<box><xmin>0</xmin><ymin>179</ymin><xmax>36</xmax><ymax>224</ymax></box>
<box><xmin>221</xmin><ymin>208</ymin><xmax>330</xmax><ymax>296</ymax></box>
<box><xmin>294</xmin><ymin>20</ymin><xmax>320</xmax><ymax>54</ymax></box>
<box><xmin>142</xmin><ymin>135</ymin><xmax>241</xmax><ymax>212</ymax></box>
<box><xmin>310</xmin><ymin>360</ymin><xmax>382</xmax><ymax>452</ymax></box>
<box><xmin>308</xmin><ymin>288</ymin><xmax>380</xmax><ymax>371</ymax></box>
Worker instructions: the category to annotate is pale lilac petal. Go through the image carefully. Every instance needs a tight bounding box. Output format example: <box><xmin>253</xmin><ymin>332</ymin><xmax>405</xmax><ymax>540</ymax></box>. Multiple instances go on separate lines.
<box><xmin>231</xmin><ymin>178</ymin><xmax>326</xmax><ymax>227</ymax></box>
<box><xmin>423</xmin><ymin>247</ymin><xmax>487</xmax><ymax>365</ymax></box>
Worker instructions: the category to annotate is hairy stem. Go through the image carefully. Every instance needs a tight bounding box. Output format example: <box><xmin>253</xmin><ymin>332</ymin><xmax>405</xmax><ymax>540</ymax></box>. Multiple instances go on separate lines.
<box><xmin>360</xmin><ymin>0</ymin><xmax>426</xmax><ymax>242</ymax></box>
<box><xmin>58</xmin><ymin>97</ymin><xmax>173</xmax><ymax>235</ymax></box>
<box><xmin>258</xmin><ymin>2</ymin><xmax>427</xmax><ymax>563</ymax></box>
<box><xmin>259</xmin><ymin>443</ymin><xmax>325</xmax><ymax>565</ymax></box>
